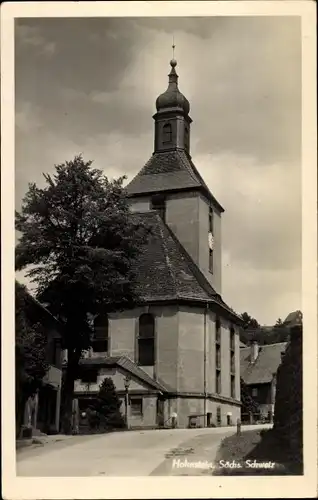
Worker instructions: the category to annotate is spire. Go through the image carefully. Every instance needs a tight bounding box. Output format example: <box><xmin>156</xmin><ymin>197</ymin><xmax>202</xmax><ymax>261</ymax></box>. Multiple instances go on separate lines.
<box><xmin>168</xmin><ymin>58</ymin><xmax>178</xmax><ymax>87</ymax></box>
<box><xmin>155</xmin><ymin>56</ymin><xmax>190</xmax><ymax>115</ymax></box>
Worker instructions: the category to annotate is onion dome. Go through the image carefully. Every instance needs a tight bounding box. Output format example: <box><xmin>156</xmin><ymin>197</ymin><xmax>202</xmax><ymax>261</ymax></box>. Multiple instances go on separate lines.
<box><xmin>155</xmin><ymin>59</ymin><xmax>190</xmax><ymax>115</ymax></box>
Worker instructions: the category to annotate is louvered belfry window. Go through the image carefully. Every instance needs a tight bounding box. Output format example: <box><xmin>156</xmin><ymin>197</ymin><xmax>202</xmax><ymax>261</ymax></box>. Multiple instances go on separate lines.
<box><xmin>138</xmin><ymin>314</ymin><xmax>155</xmax><ymax>366</ymax></box>
<box><xmin>151</xmin><ymin>194</ymin><xmax>166</xmax><ymax>222</ymax></box>
<box><xmin>92</xmin><ymin>314</ymin><xmax>109</xmax><ymax>353</ymax></box>
<box><xmin>162</xmin><ymin>123</ymin><xmax>172</xmax><ymax>143</ymax></box>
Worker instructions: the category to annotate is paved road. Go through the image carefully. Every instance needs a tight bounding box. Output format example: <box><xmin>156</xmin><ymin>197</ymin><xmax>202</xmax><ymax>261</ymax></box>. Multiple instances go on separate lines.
<box><xmin>16</xmin><ymin>424</ymin><xmax>272</xmax><ymax>477</ymax></box>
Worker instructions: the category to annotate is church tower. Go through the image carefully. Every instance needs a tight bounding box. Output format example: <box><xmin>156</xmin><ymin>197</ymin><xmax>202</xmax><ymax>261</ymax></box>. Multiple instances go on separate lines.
<box><xmin>153</xmin><ymin>58</ymin><xmax>191</xmax><ymax>154</ymax></box>
<box><xmin>127</xmin><ymin>58</ymin><xmax>224</xmax><ymax>295</ymax></box>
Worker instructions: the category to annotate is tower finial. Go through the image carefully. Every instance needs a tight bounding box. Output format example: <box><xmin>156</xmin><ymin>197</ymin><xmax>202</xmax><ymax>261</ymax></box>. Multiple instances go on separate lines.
<box><xmin>170</xmin><ymin>35</ymin><xmax>177</xmax><ymax>68</ymax></box>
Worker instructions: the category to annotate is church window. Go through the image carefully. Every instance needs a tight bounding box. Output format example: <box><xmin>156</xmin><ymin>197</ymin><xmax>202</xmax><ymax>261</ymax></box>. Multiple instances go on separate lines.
<box><xmin>230</xmin><ymin>326</ymin><xmax>235</xmax><ymax>351</ymax></box>
<box><xmin>231</xmin><ymin>351</ymin><xmax>235</xmax><ymax>373</ymax></box>
<box><xmin>130</xmin><ymin>397</ymin><xmax>143</xmax><ymax>417</ymax></box>
<box><xmin>162</xmin><ymin>123</ymin><xmax>172</xmax><ymax>143</ymax></box>
<box><xmin>138</xmin><ymin>313</ymin><xmax>155</xmax><ymax>366</ymax></box>
<box><xmin>209</xmin><ymin>207</ymin><xmax>214</xmax><ymax>234</ymax></box>
<box><xmin>216</xmin><ymin>406</ymin><xmax>221</xmax><ymax>425</ymax></box>
<box><xmin>231</xmin><ymin>375</ymin><xmax>235</xmax><ymax>398</ymax></box>
<box><xmin>150</xmin><ymin>194</ymin><xmax>166</xmax><ymax>222</ymax></box>
<box><xmin>216</xmin><ymin>344</ymin><xmax>221</xmax><ymax>369</ymax></box>
<box><xmin>215</xmin><ymin>318</ymin><xmax>221</xmax><ymax>344</ymax></box>
<box><xmin>209</xmin><ymin>249</ymin><xmax>214</xmax><ymax>273</ymax></box>
<box><xmin>92</xmin><ymin>314</ymin><xmax>109</xmax><ymax>353</ymax></box>
<box><xmin>184</xmin><ymin>125</ymin><xmax>189</xmax><ymax>151</ymax></box>
<box><xmin>216</xmin><ymin>370</ymin><xmax>221</xmax><ymax>394</ymax></box>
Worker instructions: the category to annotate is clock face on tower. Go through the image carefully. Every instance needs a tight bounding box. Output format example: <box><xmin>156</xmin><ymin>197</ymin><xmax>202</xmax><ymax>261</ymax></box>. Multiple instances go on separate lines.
<box><xmin>208</xmin><ymin>231</ymin><xmax>214</xmax><ymax>251</ymax></box>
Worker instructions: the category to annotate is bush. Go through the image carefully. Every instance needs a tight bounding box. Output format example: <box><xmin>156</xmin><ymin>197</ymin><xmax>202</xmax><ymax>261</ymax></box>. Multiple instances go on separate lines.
<box><xmin>92</xmin><ymin>378</ymin><xmax>125</xmax><ymax>431</ymax></box>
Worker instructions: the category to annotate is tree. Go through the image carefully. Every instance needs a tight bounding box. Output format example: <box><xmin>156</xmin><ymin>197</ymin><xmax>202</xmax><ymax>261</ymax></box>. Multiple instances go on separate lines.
<box><xmin>15</xmin><ymin>281</ymin><xmax>49</xmax><ymax>437</ymax></box>
<box><xmin>92</xmin><ymin>377</ymin><xmax>125</xmax><ymax>430</ymax></box>
<box><xmin>274</xmin><ymin>318</ymin><xmax>283</xmax><ymax>328</ymax></box>
<box><xmin>241</xmin><ymin>312</ymin><xmax>260</xmax><ymax>331</ymax></box>
<box><xmin>15</xmin><ymin>155</ymin><xmax>149</xmax><ymax>434</ymax></box>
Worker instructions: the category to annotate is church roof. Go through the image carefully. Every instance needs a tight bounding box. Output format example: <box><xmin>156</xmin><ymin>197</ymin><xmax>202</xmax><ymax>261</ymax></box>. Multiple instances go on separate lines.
<box><xmin>126</xmin><ymin>150</ymin><xmax>224</xmax><ymax>212</ymax></box>
<box><xmin>130</xmin><ymin>211</ymin><xmax>239</xmax><ymax>322</ymax></box>
<box><xmin>155</xmin><ymin>59</ymin><xmax>190</xmax><ymax>116</ymax></box>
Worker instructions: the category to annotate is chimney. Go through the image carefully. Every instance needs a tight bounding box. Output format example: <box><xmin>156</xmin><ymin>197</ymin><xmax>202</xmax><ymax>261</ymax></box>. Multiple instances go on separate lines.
<box><xmin>250</xmin><ymin>341</ymin><xmax>259</xmax><ymax>363</ymax></box>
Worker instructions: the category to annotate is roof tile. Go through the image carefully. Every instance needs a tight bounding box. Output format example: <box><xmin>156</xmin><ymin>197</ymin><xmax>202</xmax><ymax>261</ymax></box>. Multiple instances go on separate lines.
<box><xmin>126</xmin><ymin>150</ymin><xmax>224</xmax><ymax>212</ymax></box>
<box><xmin>240</xmin><ymin>342</ymin><xmax>287</xmax><ymax>385</ymax></box>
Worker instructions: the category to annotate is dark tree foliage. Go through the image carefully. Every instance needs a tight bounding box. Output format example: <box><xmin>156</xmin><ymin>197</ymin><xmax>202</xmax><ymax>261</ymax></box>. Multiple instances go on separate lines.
<box><xmin>90</xmin><ymin>377</ymin><xmax>125</xmax><ymax>431</ymax></box>
<box><xmin>15</xmin><ymin>155</ymin><xmax>149</xmax><ymax>433</ymax></box>
<box><xmin>15</xmin><ymin>281</ymin><xmax>49</xmax><ymax>437</ymax></box>
<box><xmin>241</xmin><ymin>312</ymin><xmax>260</xmax><ymax>331</ymax></box>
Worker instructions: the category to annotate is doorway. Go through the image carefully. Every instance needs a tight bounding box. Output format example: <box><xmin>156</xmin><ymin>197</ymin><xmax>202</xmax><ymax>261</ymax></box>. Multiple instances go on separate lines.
<box><xmin>156</xmin><ymin>398</ymin><xmax>165</xmax><ymax>427</ymax></box>
<box><xmin>207</xmin><ymin>412</ymin><xmax>212</xmax><ymax>427</ymax></box>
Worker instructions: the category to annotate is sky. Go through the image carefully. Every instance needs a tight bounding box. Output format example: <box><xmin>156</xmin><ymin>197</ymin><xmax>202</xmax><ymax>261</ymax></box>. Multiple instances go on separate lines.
<box><xmin>15</xmin><ymin>16</ymin><xmax>301</xmax><ymax>325</ymax></box>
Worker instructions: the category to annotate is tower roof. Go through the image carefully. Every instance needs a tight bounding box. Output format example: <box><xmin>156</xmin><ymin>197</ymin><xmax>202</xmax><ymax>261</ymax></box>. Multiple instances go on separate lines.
<box><xmin>155</xmin><ymin>59</ymin><xmax>190</xmax><ymax>116</ymax></box>
<box><xmin>126</xmin><ymin>149</ymin><xmax>224</xmax><ymax>212</ymax></box>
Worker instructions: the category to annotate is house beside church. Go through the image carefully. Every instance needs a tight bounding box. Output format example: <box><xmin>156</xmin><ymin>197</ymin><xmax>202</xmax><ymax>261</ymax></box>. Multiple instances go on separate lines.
<box><xmin>240</xmin><ymin>341</ymin><xmax>287</xmax><ymax>423</ymax></box>
<box><xmin>17</xmin><ymin>284</ymin><xmax>63</xmax><ymax>436</ymax></box>
<box><xmin>240</xmin><ymin>311</ymin><xmax>302</xmax><ymax>424</ymax></box>
<box><xmin>73</xmin><ymin>57</ymin><xmax>243</xmax><ymax>429</ymax></box>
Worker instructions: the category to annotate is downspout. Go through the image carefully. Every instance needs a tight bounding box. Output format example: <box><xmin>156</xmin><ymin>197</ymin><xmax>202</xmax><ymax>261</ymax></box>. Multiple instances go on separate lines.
<box><xmin>203</xmin><ymin>303</ymin><xmax>208</xmax><ymax>427</ymax></box>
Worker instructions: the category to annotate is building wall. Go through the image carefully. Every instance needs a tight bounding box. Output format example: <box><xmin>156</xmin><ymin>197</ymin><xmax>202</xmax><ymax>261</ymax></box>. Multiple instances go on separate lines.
<box><xmin>109</xmin><ymin>308</ymin><xmax>144</xmax><ymax>360</ymax></box>
<box><xmin>75</xmin><ymin>303</ymin><xmax>241</xmax><ymax>428</ymax></box>
<box><xmin>129</xmin><ymin>189</ymin><xmax>222</xmax><ymax>295</ymax></box>
<box><xmin>206</xmin><ymin>310</ymin><xmax>216</xmax><ymax>393</ymax></box>
<box><xmin>74</xmin><ymin>366</ymin><xmax>151</xmax><ymax>394</ymax></box>
<box><xmin>165</xmin><ymin>191</ymin><xmax>200</xmax><ymax>265</ymax></box>
<box><xmin>177</xmin><ymin>306</ymin><xmax>205</xmax><ymax>392</ymax></box>
<box><xmin>198</xmin><ymin>194</ymin><xmax>222</xmax><ymax>294</ymax></box>
<box><xmin>220</xmin><ymin>320</ymin><xmax>230</xmax><ymax>398</ymax></box>
<box><xmin>234</xmin><ymin>326</ymin><xmax>241</xmax><ymax>401</ymax></box>
<box><xmin>155</xmin><ymin>305</ymin><xmax>179</xmax><ymax>389</ymax></box>
<box><xmin>128</xmin><ymin>395</ymin><xmax>157</xmax><ymax>428</ymax></box>
<box><xmin>129</xmin><ymin>196</ymin><xmax>150</xmax><ymax>213</ymax></box>
<box><xmin>176</xmin><ymin>398</ymin><xmax>240</xmax><ymax>428</ymax></box>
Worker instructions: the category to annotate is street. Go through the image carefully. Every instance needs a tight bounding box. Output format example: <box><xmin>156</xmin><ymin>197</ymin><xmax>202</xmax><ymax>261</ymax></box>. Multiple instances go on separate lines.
<box><xmin>16</xmin><ymin>424</ymin><xmax>272</xmax><ymax>476</ymax></box>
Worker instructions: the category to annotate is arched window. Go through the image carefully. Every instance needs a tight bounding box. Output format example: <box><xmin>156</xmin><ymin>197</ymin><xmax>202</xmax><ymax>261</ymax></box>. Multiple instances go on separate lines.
<box><xmin>162</xmin><ymin>123</ymin><xmax>172</xmax><ymax>143</ymax></box>
<box><xmin>92</xmin><ymin>314</ymin><xmax>109</xmax><ymax>353</ymax></box>
<box><xmin>138</xmin><ymin>314</ymin><xmax>155</xmax><ymax>366</ymax></box>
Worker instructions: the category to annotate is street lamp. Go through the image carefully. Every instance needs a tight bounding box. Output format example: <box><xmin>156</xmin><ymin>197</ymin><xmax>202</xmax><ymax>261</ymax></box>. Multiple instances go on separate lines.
<box><xmin>124</xmin><ymin>375</ymin><xmax>131</xmax><ymax>429</ymax></box>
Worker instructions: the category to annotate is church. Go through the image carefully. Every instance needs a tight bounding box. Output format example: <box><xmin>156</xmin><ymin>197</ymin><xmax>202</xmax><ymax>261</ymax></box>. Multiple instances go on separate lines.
<box><xmin>73</xmin><ymin>57</ymin><xmax>243</xmax><ymax>429</ymax></box>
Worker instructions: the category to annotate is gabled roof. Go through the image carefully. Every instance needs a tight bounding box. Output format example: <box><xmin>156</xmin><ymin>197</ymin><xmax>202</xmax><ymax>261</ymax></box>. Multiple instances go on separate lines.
<box><xmin>240</xmin><ymin>342</ymin><xmax>287</xmax><ymax>385</ymax></box>
<box><xmin>79</xmin><ymin>355</ymin><xmax>169</xmax><ymax>393</ymax></box>
<box><xmin>283</xmin><ymin>310</ymin><xmax>302</xmax><ymax>327</ymax></box>
<box><xmin>129</xmin><ymin>211</ymin><xmax>240</xmax><ymax>323</ymax></box>
<box><xmin>126</xmin><ymin>150</ymin><xmax>224</xmax><ymax>212</ymax></box>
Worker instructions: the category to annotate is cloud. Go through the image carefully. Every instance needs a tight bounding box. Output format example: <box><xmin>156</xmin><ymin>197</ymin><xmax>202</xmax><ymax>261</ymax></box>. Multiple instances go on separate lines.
<box><xmin>15</xmin><ymin>101</ymin><xmax>43</xmax><ymax>133</ymax></box>
<box><xmin>195</xmin><ymin>152</ymin><xmax>301</xmax><ymax>271</ymax></box>
<box><xmin>14</xmin><ymin>17</ymin><xmax>301</xmax><ymax>324</ymax></box>
<box><xmin>15</xmin><ymin>24</ymin><xmax>56</xmax><ymax>56</ymax></box>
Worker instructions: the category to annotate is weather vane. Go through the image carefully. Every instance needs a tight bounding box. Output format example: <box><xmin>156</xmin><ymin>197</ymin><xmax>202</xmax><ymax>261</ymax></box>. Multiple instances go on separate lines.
<box><xmin>172</xmin><ymin>35</ymin><xmax>175</xmax><ymax>59</ymax></box>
